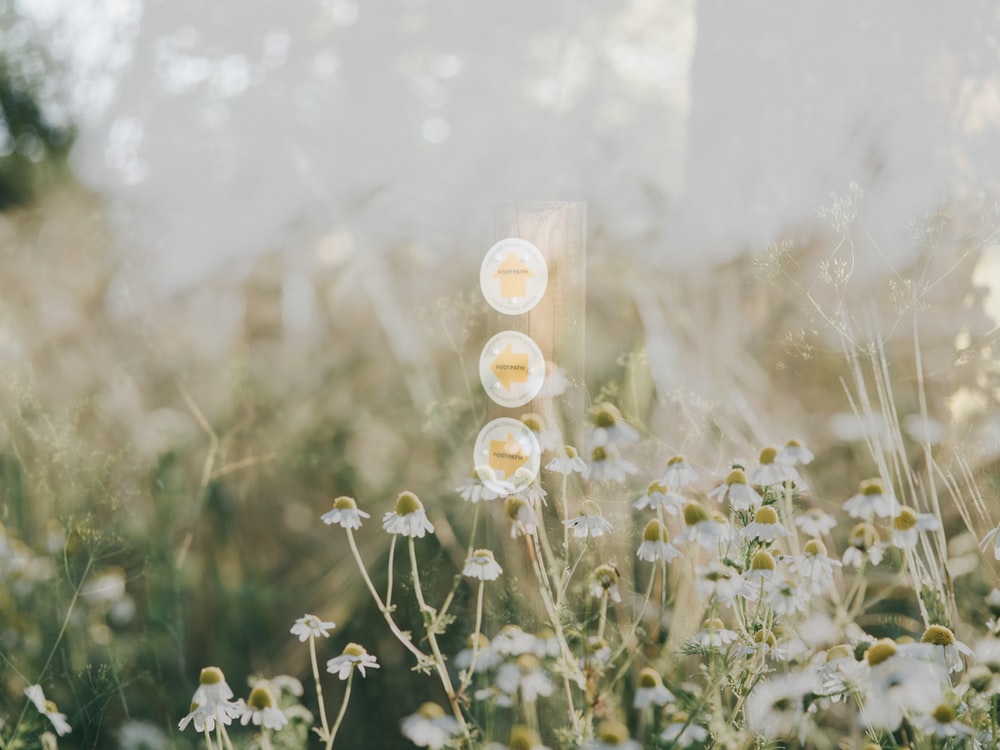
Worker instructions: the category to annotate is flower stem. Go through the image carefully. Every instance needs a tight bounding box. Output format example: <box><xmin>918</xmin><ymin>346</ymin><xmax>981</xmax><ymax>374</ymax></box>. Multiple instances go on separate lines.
<box><xmin>408</xmin><ymin>537</ymin><xmax>470</xmax><ymax>739</ymax></box>
<box><xmin>325</xmin><ymin>670</ymin><xmax>354</xmax><ymax>750</ymax></box>
<box><xmin>309</xmin><ymin>634</ymin><xmax>331</xmax><ymax>741</ymax></box>
<box><xmin>459</xmin><ymin>581</ymin><xmax>486</xmax><ymax>695</ymax></box>
<box><xmin>386</xmin><ymin>535</ymin><xmax>397</xmax><ymax>610</ymax></box>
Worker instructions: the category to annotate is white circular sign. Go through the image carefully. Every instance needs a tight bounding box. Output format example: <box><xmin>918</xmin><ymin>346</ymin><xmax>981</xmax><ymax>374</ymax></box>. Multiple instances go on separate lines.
<box><xmin>473</xmin><ymin>418</ymin><xmax>542</xmax><ymax>491</ymax></box>
<box><xmin>479</xmin><ymin>331</ymin><xmax>546</xmax><ymax>408</ymax></box>
<box><xmin>479</xmin><ymin>238</ymin><xmax>548</xmax><ymax>315</ymax></box>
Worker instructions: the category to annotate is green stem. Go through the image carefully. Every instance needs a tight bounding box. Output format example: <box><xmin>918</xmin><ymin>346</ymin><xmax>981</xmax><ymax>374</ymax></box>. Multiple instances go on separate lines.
<box><xmin>386</xmin><ymin>535</ymin><xmax>397</xmax><ymax>610</ymax></box>
<box><xmin>309</xmin><ymin>635</ymin><xmax>331</xmax><ymax>741</ymax></box>
<box><xmin>459</xmin><ymin>581</ymin><xmax>486</xmax><ymax>695</ymax></box>
<box><xmin>325</xmin><ymin>670</ymin><xmax>354</xmax><ymax>750</ymax></box>
<box><xmin>217</xmin><ymin>716</ymin><xmax>236</xmax><ymax>750</ymax></box>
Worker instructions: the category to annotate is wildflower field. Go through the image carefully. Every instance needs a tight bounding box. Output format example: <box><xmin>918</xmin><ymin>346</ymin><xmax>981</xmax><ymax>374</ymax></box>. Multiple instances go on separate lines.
<box><xmin>4</xmin><ymin>179</ymin><xmax>1000</xmax><ymax>750</ymax></box>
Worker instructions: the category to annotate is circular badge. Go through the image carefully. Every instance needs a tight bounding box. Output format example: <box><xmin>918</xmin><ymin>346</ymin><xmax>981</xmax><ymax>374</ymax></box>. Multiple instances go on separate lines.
<box><xmin>473</xmin><ymin>418</ymin><xmax>542</xmax><ymax>491</ymax></box>
<box><xmin>479</xmin><ymin>331</ymin><xmax>546</xmax><ymax>408</ymax></box>
<box><xmin>479</xmin><ymin>238</ymin><xmax>548</xmax><ymax>315</ymax></box>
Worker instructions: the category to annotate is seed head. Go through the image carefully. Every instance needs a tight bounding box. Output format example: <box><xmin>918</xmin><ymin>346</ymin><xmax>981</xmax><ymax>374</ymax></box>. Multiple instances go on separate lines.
<box><xmin>893</xmin><ymin>506</ymin><xmax>917</xmax><ymax>530</ymax></box>
<box><xmin>750</xmin><ymin>550</ymin><xmax>776</xmax><ymax>571</ymax></box>
<box><xmin>683</xmin><ymin>501</ymin><xmax>709</xmax><ymax>526</ymax></box>
<box><xmin>758</xmin><ymin>446</ymin><xmax>778</xmax><ymax>465</ymax></box>
<box><xmin>860</xmin><ymin>478</ymin><xmax>885</xmax><ymax>496</ymax></box>
<box><xmin>921</xmin><ymin>625</ymin><xmax>956</xmax><ymax>647</ymax></box>
<box><xmin>931</xmin><ymin>703</ymin><xmax>957</xmax><ymax>723</ymax></box>
<box><xmin>803</xmin><ymin>539</ymin><xmax>827</xmax><ymax>556</ymax></box>
<box><xmin>725</xmin><ymin>468</ymin><xmax>748</xmax><ymax>485</ymax></box>
<box><xmin>199</xmin><ymin>666</ymin><xmax>225</xmax><ymax>685</ymax></box>
<box><xmin>247</xmin><ymin>685</ymin><xmax>275</xmax><ymax>710</ymax></box>
<box><xmin>593</xmin><ymin>403</ymin><xmax>621</xmax><ymax>428</ymax></box>
<box><xmin>865</xmin><ymin>638</ymin><xmax>898</xmax><ymax>666</ymax></box>
<box><xmin>642</xmin><ymin>519</ymin><xmax>668</xmax><ymax>543</ymax></box>
<box><xmin>753</xmin><ymin>506</ymin><xmax>779</xmax><ymax>525</ymax></box>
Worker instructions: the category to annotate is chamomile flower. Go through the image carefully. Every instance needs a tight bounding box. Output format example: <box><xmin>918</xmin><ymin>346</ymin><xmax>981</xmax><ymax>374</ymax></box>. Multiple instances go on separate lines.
<box><xmin>890</xmin><ymin>506</ymin><xmax>941</xmax><ymax>549</ymax></box>
<box><xmin>843</xmin><ymin>478</ymin><xmax>900</xmax><ymax>519</ymax></box>
<box><xmin>321</xmin><ymin>496</ymin><xmax>370</xmax><ymax>529</ymax></box>
<box><xmin>695</xmin><ymin>562</ymin><xmax>751</xmax><ymax>605</ymax></box>
<box><xmin>455</xmin><ymin>633</ymin><xmax>502</xmax><ymax>672</ymax></box>
<box><xmin>583</xmin><ymin>720</ymin><xmax>640</xmax><ymax>750</ymax></box>
<box><xmin>463</xmin><ymin>548</ymin><xmax>504</xmax><ymax>581</ymax></box>
<box><xmin>507</xmin><ymin>725</ymin><xmax>552</xmax><ymax>750</ymax></box>
<box><xmin>192</xmin><ymin>666</ymin><xmax>237</xmax><ymax>710</ymax></box>
<box><xmin>520</xmin><ymin>413</ymin><xmax>562</xmax><ymax>452</ymax></box>
<box><xmin>860</xmin><ymin>639</ymin><xmax>946</xmax><ymax>731</ymax></box>
<box><xmin>383</xmin><ymin>491</ymin><xmax>435</xmax><ymax>537</ymax></box>
<box><xmin>794</xmin><ymin>508</ymin><xmax>837</xmax><ymax>537</ymax></box>
<box><xmin>633</xmin><ymin>480</ymin><xmax>686</xmax><ymax>514</ymax></box>
<box><xmin>659</xmin><ymin>454</ymin><xmax>698</xmax><ymax>490</ymax></box>
<box><xmin>741</xmin><ymin>505</ymin><xmax>790</xmax><ymax>542</ymax></box>
<box><xmin>784</xmin><ymin>539</ymin><xmax>841</xmax><ymax>596</ymax></box>
<box><xmin>495</xmin><ymin>655</ymin><xmax>554</xmax><ymax>703</ymax></box>
<box><xmin>239</xmin><ymin>684</ymin><xmax>288</xmax><ymax>730</ymax></box>
<box><xmin>545</xmin><ymin>445</ymin><xmax>588</xmax><ymax>475</ymax></box>
<box><xmin>179</xmin><ymin>667</ymin><xmax>242</xmax><ymax>734</ymax></box>
<box><xmin>589</xmin><ymin>563</ymin><xmax>622</xmax><ymax>603</ymax></box>
<box><xmin>842</xmin><ymin>522</ymin><xmax>885</xmax><ymax>567</ymax></box>
<box><xmin>912</xmin><ymin>704</ymin><xmax>975</xmax><ymax>739</ymax></box>
<box><xmin>750</xmin><ymin>446</ymin><xmax>798</xmax><ymax>486</ymax></box>
<box><xmin>707</xmin><ymin>467</ymin><xmax>762</xmax><ymax>511</ymax></box>
<box><xmin>583</xmin><ymin>445</ymin><xmax>639</xmax><ymax>483</ymax></box>
<box><xmin>777</xmin><ymin>439</ymin><xmax>814</xmax><ymax>466</ymax></box>
<box><xmin>400</xmin><ymin>702</ymin><xmax>460</xmax><ymax>749</ymax></box>
<box><xmin>505</xmin><ymin>496</ymin><xmax>539</xmax><ymax>538</ymax></box>
<box><xmin>326</xmin><ymin>642</ymin><xmax>380</xmax><ymax>679</ymax></box>
<box><xmin>691</xmin><ymin>618</ymin><xmax>740</xmax><ymax>649</ymax></box>
<box><xmin>24</xmin><ymin>684</ymin><xmax>72</xmax><ymax>736</ymax></box>
<box><xmin>290</xmin><ymin>614</ymin><xmax>336</xmax><ymax>642</ymax></box>
<box><xmin>636</xmin><ymin>519</ymin><xmax>682</xmax><ymax>563</ymax></box>
<box><xmin>817</xmin><ymin>644</ymin><xmax>867</xmax><ymax>701</ymax></box>
<box><xmin>492</xmin><ymin>625</ymin><xmax>538</xmax><ymax>657</ymax></box>
<box><xmin>587</xmin><ymin>402</ymin><xmax>639</xmax><ymax>448</ymax></box>
<box><xmin>514</xmin><ymin>479</ymin><xmax>547</xmax><ymax>508</ymax></box>
<box><xmin>676</xmin><ymin>501</ymin><xmax>731</xmax><ymax>549</ymax></box>
<box><xmin>633</xmin><ymin>668</ymin><xmax>675</xmax><ymax>709</ymax></box>
<box><xmin>563</xmin><ymin>500</ymin><xmax>614</xmax><ymax>538</ymax></box>
<box><xmin>456</xmin><ymin>467</ymin><xmax>515</xmax><ymax>503</ymax></box>
<box><xmin>745</xmin><ymin>671</ymin><xmax>816</xmax><ymax>739</ymax></box>
<box><xmin>917</xmin><ymin>625</ymin><xmax>973</xmax><ymax>673</ymax></box>
<box><xmin>660</xmin><ymin>714</ymin><xmax>709</xmax><ymax>746</ymax></box>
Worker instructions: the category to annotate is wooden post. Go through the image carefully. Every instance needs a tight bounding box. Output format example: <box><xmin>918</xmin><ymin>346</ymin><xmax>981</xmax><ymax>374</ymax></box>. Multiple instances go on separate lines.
<box><xmin>486</xmin><ymin>201</ymin><xmax>587</xmax><ymax>452</ymax></box>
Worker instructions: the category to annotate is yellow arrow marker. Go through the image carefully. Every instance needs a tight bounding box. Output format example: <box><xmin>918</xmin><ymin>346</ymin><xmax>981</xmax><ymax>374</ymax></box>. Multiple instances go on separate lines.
<box><xmin>491</xmin><ymin>343</ymin><xmax>530</xmax><ymax>391</ymax></box>
<box><xmin>492</xmin><ymin>253</ymin><xmax>534</xmax><ymax>298</ymax></box>
<box><xmin>488</xmin><ymin>432</ymin><xmax>529</xmax><ymax>479</ymax></box>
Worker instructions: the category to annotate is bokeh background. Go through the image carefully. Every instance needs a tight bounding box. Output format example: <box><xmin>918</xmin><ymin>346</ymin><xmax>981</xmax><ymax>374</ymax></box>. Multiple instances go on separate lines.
<box><xmin>3</xmin><ymin>1</ymin><xmax>1000</xmax><ymax>747</ymax></box>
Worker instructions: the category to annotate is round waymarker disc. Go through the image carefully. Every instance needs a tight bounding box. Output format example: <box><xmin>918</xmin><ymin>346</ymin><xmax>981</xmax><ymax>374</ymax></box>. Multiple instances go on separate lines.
<box><xmin>479</xmin><ymin>238</ymin><xmax>548</xmax><ymax>315</ymax></box>
<box><xmin>479</xmin><ymin>330</ymin><xmax>546</xmax><ymax>408</ymax></box>
<box><xmin>473</xmin><ymin>418</ymin><xmax>541</xmax><ymax>491</ymax></box>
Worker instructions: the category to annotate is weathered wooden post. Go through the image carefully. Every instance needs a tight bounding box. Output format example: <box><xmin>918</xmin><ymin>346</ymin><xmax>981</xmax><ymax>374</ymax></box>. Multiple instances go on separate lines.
<box><xmin>473</xmin><ymin>202</ymin><xmax>587</xmax><ymax>489</ymax></box>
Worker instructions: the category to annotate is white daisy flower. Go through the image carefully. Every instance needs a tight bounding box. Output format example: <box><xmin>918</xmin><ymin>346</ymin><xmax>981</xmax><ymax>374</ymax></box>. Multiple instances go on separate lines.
<box><xmin>179</xmin><ymin>667</ymin><xmax>243</xmax><ymax>734</ymax></box>
<box><xmin>583</xmin><ymin>720</ymin><xmax>640</xmax><ymax>750</ymax></box>
<box><xmin>587</xmin><ymin>403</ymin><xmax>639</xmax><ymax>449</ymax></box>
<box><xmin>456</xmin><ymin>467</ymin><xmax>515</xmax><ymax>503</ymax></box>
<box><xmin>692</xmin><ymin>618</ymin><xmax>740</xmax><ymax>649</ymax></box>
<box><xmin>707</xmin><ymin>467</ymin><xmax>762</xmax><ymax>511</ymax></box>
<box><xmin>659</xmin><ymin>454</ymin><xmax>698</xmax><ymax>490</ymax></box>
<box><xmin>505</xmin><ymin>496</ymin><xmax>539</xmax><ymax>538</ymax></box>
<box><xmin>563</xmin><ymin>500</ymin><xmax>614</xmax><ymax>538</ymax></box>
<box><xmin>794</xmin><ymin>508</ymin><xmax>837</xmax><ymax>537</ymax></box>
<box><xmin>290</xmin><ymin>614</ymin><xmax>336</xmax><ymax>642</ymax></box>
<box><xmin>890</xmin><ymin>505</ymin><xmax>940</xmax><ymax>549</ymax></box>
<box><xmin>326</xmin><ymin>642</ymin><xmax>380</xmax><ymax>679</ymax></box>
<box><xmin>492</xmin><ymin>625</ymin><xmax>538</xmax><ymax>657</ymax></box>
<box><xmin>239</xmin><ymin>684</ymin><xmax>288</xmax><ymax>730</ymax></box>
<box><xmin>745</xmin><ymin>671</ymin><xmax>816</xmax><ymax>739</ymax></box>
<box><xmin>514</xmin><ymin>480</ymin><xmax>548</xmax><ymax>508</ymax></box>
<box><xmin>463</xmin><ymin>549</ymin><xmax>503</xmax><ymax>581</ymax></box>
<box><xmin>192</xmin><ymin>666</ymin><xmax>236</xmax><ymax>710</ymax></box>
<box><xmin>321</xmin><ymin>495</ymin><xmax>370</xmax><ymax>529</ymax></box>
<box><xmin>583</xmin><ymin>445</ymin><xmax>639</xmax><ymax>483</ymax></box>
<box><xmin>538</xmin><ymin>362</ymin><xmax>568</xmax><ymax>398</ymax></box>
<box><xmin>676</xmin><ymin>501</ymin><xmax>731</xmax><ymax>549</ymax></box>
<box><xmin>633</xmin><ymin>668</ymin><xmax>675</xmax><ymax>709</ymax></box>
<box><xmin>454</xmin><ymin>633</ymin><xmax>502</xmax><ymax>673</ymax></box>
<box><xmin>382</xmin><ymin>491</ymin><xmax>435</xmax><ymax>538</ymax></box>
<box><xmin>783</xmin><ymin>539</ymin><xmax>842</xmax><ymax>596</ymax></box>
<box><xmin>749</xmin><ymin>446</ymin><xmax>799</xmax><ymax>486</ymax></box>
<box><xmin>913</xmin><ymin>625</ymin><xmax>973</xmax><ymax>673</ymax></box>
<box><xmin>545</xmin><ymin>445</ymin><xmax>588</xmax><ymax>475</ymax></box>
<box><xmin>495</xmin><ymin>655</ymin><xmax>554</xmax><ymax>703</ymax></box>
<box><xmin>400</xmin><ymin>703</ymin><xmax>460</xmax><ymax>749</ymax></box>
<box><xmin>911</xmin><ymin>704</ymin><xmax>974</xmax><ymax>740</ymax></box>
<box><xmin>859</xmin><ymin>639</ymin><xmax>946</xmax><ymax>731</ymax></box>
<box><xmin>843</xmin><ymin>478</ymin><xmax>900</xmax><ymax>519</ymax></box>
<box><xmin>520</xmin><ymin>412</ymin><xmax>562</xmax><ymax>452</ymax></box>
<box><xmin>777</xmin><ymin>439</ymin><xmax>814</xmax><ymax>466</ymax></box>
<box><xmin>589</xmin><ymin>563</ymin><xmax>622</xmax><ymax>603</ymax></box>
<box><xmin>636</xmin><ymin>519</ymin><xmax>683</xmax><ymax>563</ymax></box>
<box><xmin>842</xmin><ymin>522</ymin><xmax>885</xmax><ymax>568</ymax></box>
<box><xmin>741</xmin><ymin>505</ymin><xmax>790</xmax><ymax>542</ymax></box>
<box><xmin>660</xmin><ymin>714</ymin><xmax>709</xmax><ymax>746</ymax></box>
<box><xmin>24</xmin><ymin>684</ymin><xmax>72</xmax><ymax>737</ymax></box>
<box><xmin>695</xmin><ymin>562</ymin><xmax>751</xmax><ymax>606</ymax></box>
<box><xmin>633</xmin><ymin>481</ymin><xmax>686</xmax><ymax>515</ymax></box>
<box><xmin>816</xmin><ymin>644</ymin><xmax>867</xmax><ymax>701</ymax></box>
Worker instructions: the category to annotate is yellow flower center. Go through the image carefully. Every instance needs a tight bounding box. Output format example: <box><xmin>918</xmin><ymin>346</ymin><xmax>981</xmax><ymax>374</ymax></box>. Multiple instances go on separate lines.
<box><xmin>921</xmin><ymin>625</ymin><xmax>956</xmax><ymax>647</ymax></box>
<box><xmin>199</xmin><ymin>666</ymin><xmax>225</xmax><ymax>685</ymax></box>
<box><xmin>753</xmin><ymin>506</ymin><xmax>779</xmax><ymax>525</ymax></box>
<box><xmin>646</xmin><ymin>480</ymin><xmax>669</xmax><ymax>495</ymax></box>
<box><xmin>394</xmin><ymin>491</ymin><xmax>423</xmax><ymax>515</ymax></box>
<box><xmin>893</xmin><ymin>507</ymin><xmax>917</xmax><ymax>531</ymax></box>
<box><xmin>508</xmin><ymin>725</ymin><xmax>540</xmax><ymax>750</ymax></box>
<box><xmin>849</xmin><ymin>522</ymin><xmax>879</xmax><ymax>550</ymax></box>
<box><xmin>504</xmin><ymin>496</ymin><xmax>527</xmax><ymax>520</ymax></box>
<box><xmin>931</xmin><ymin>703</ymin><xmax>956</xmax><ymax>723</ymax></box>
<box><xmin>825</xmin><ymin>644</ymin><xmax>851</xmax><ymax>662</ymax></box>
<box><xmin>683</xmin><ymin>501</ymin><xmax>709</xmax><ymax>526</ymax></box>
<box><xmin>343</xmin><ymin>642</ymin><xmax>366</xmax><ymax>657</ymax></box>
<box><xmin>580</xmin><ymin>500</ymin><xmax>602</xmax><ymax>517</ymax></box>
<box><xmin>642</xmin><ymin>519</ymin><xmax>668</xmax><ymax>543</ymax></box>
<box><xmin>520</xmin><ymin>413</ymin><xmax>543</xmax><ymax>432</ymax></box>
<box><xmin>725</xmin><ymin>469</ymin><xmax>748</xmax><ymax>485</ymax></box>
<box><xmin>593</xmin><ymin>404</ymin><xmax>620</xmax><ymax>428</ymax></box>
<box><xmin>751</xmin><ymin>550</ymin><xmax>776</xmax><ymax>571</ymax></box>
<box><xmin>667</xmin><ymin>454</ymin><xmax>686</xmax><ymax>467</ymax></box>
<box><xmin>591</xmin><ymin>446</ymin><xmax>608</xmax><ymax>462</ymax></box>
<box><xmin>563</xmin><ymin>445</ymin><xmax>579</xmax><ymax>458</ymax></box>
<box><xmin>754</xmin><ymin>629</ymin><xmax>776</xmax><ymax>648</ymax></box>
<box><xmin>596</xmin><ymin>720</ymin><xmax>629</xmax><ymax>744</ymax></box>
<box><xmin>638</xmin><ymin>667</ymin><xmax>662</xmax><ymax>689</ymax></box>
<box><xmin>861</xmin><ymin>479</ymin><xmax>885</xmax><ymax>496</ymax></box>
<box><xmin>865</xmin><ymin>639</ymin><xmax>898</xmax><ymax>666</ymax></box>
<box><xmin>593</xmin><ymin>564</ymin><xmax>619</xmax><ymax>587</ymax></box>
<box><xmin>704</xmin><ymin>618</ymin><xmax>725</xmax><ymax>630</ymax></box>
<box><xmin>417</xmin><ymin>702</ymin><xmax>445</xmax><ymax>719</ymax></box>
<box><xmin>803</xmin><ymin>539</ymin><xmax>827</xmax><ymax>557</ymax></box>
<box><xmin>516</xmin><ymin>654</ymin><xmax>540</xmax><ymax>672</ymax></box>
<box><xmin>333</xmin><ymin>495</ymin><xmax>358</xmax><ymax>510</ymax></box>
<box><xmin>247</xmin><ymin>685</ymin><xmax>274</xmax><ymax>710</ymax></box>
<box><xmin>758</xmin><ymin>446</ymin><xmax>778</xmax><ymax>465</ymax></box>
<box><xmin>471</xmin><ymin>548</ymin><xmax>495</xmax><ymax>561</ymax></box>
